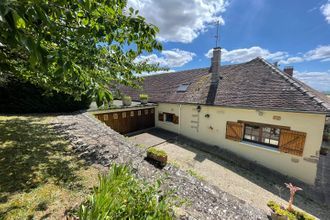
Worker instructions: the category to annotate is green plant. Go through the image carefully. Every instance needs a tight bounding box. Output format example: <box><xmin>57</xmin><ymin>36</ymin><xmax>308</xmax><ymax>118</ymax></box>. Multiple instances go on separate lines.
<box><xmin>0</xmin><ymin>0</ymin><xmax>164</xmax><ymax>106</ymax></box>
<box><xmin>147</xmin><ymin>147</ymin><xmax>167</xmax><ymax>157</ymax></box>
<box><xmin>139</xmin><ymin>94</ymin><xmax>149</xmax><ymax>100</ymax></box>
<box><xmin>187</xmin><ymin>169</ymin><xmax>204</xmax><ymax>181</ymax></box>
<box><xmin>122</xmin><ymin>96</ymin><xmax>132</xmax><ymax>101</ymax></box>
<box><xmin>267</xmin><ymin>201</ymin><xmax>315</xmax><ymax>220</ymax></box>
<box><xmin>78</xmin><ymin>164</ymin><xmax>176</xmax><ymax>220</ymax></box>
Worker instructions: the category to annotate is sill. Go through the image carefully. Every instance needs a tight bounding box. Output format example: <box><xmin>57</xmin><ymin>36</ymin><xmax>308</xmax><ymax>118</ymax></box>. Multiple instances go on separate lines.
<box><xmin>241</xmin><ymin>141</ymin><xmax>280</xmax><ymax>154</ymax></box>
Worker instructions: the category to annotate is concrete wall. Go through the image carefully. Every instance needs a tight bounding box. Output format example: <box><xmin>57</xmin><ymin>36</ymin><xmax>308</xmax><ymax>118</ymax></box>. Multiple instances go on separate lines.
<box><xmin>155</xmin><ymin>103</ymin><xmax>326</xmax><ymax>185</ymax></box>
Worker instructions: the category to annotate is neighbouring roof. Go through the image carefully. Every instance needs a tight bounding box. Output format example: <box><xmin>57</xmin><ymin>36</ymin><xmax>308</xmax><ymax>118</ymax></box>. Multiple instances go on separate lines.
<box><xmin>120</xmin><ymin>57</ymin><xmax>330</xmax><ymax>114</ymax></box>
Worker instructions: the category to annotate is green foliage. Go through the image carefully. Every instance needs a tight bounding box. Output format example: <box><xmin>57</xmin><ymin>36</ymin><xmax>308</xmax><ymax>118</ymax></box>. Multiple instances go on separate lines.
<box><xmin>139</xmin><ymin>94</ymin><xmax>149</xmax><ymax>100</ymax></box>
<box><xmin>78</xmin><ymin>164</ymin><xmax>176</xmax><ymax>220</ymax></box>
<box><xmin>187</xmin><ymin>169</ymin><xmax>204</xmax><ymax>181</ymax></box>
<box><xmin>0</xmin><ymin>76</ymin><xmax>91</xmax><ymax>113</ymax></box>
<box><xmin>147</xmin><ymin>147</ymin><xmax>167</xmax><ymax>157</ymax></box>
<box><xmin>0</xmin><ymin>0</ymin><xmax>163</xmax><ymax>106</ymax></box>
<box><xmin>267</xmin><ymin>201</ymin><xmax>315</xmax><ymax>220</ymax></box>
<box><xmin>122</xmin><ymin>95</ymin><xmax>132</xmax><ymax>101</ymax></box>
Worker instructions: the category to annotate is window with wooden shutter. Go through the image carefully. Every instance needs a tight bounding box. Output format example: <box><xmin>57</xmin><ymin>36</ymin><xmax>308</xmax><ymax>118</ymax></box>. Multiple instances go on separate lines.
<box><xmin>279</xmin><ymin>130</ymin><xmax>306</xmax><ymax>156</ymax></box>
<box><xmin>158</xmin><ymin>113</ymin><xmax>164</xmax><ymax>121</ymax></box>
<box><xmin>226</xmin><ymin>121</ymin><xmax>244</xmax><ymax>141</ymax></box>
<box><xmin>173</xmin><ymin>115</ymin><xmax>179</xmax><ymax>124</ymax></box>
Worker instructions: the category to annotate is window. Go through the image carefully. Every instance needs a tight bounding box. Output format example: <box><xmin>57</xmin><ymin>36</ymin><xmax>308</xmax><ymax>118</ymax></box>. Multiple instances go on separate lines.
<box><xmin>243</xmin><ymin>123</ymin><xmax>280</xmax><ymax>147</ymax></box>
<box><xmin>177</xmin><ymin>83</ymin><xmax>190</xmax><ymax>92</ymax></box>
<box><xmin>165</xmin><ymin>113</ymin><xmax>174</xmax><ymax>122</ymax></box>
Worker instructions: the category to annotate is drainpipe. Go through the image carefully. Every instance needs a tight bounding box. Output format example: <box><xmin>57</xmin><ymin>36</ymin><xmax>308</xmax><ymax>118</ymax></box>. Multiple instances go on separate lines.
<box><xmin>178</xmin><ymin>104</ymin><xmax>182</xmax><ymax>135</ymax></box>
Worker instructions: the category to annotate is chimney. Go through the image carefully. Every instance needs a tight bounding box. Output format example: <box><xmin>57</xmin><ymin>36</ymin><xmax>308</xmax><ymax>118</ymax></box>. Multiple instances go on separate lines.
<box><xmin>210</xmin><ymin>47</ymin><xmax>221</xmax><ymax>84</ymax></box>
<box><xmin>206</xmin><ymin>47</ymin><xmax>221</xmax><ymax>105</ymax></box>
<box><xmin>283</xmin><ymin>66</ymin><xmax>294</xmax><ymax>77</ymax></box>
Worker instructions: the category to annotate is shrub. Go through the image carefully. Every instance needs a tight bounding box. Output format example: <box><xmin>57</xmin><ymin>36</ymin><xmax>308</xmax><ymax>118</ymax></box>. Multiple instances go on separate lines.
<box><xmin>78</xmin><ymin>164</ymin><xmax>176</xmax><ymax>220</ymax></box>
<box><xmin>0</xmin><ymin>76</ymin><xmax>91</xmax><ymax>113</ymax></box>
<box><xmin>267</xmin><ymin>201</ymin><xmax>315</xmax><ymax>220</ymax></box>
<box><xmin>139</xmin><ymin>94</ymin><xmax>149</xmax><ymax>100</ymax></box>
<box><xmin>122</xmin><ymin>95</ymin><xmax>132</xmax><ymax>101</ymax></box>
<box><xmin>147</xmin><ymin>147</ymin><xmax>167</xmax><ymax>157</ymax></box>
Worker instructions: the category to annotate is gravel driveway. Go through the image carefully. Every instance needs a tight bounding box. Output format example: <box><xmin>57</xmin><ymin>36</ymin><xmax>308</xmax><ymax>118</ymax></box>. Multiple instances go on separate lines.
<box><xmin>129</xmin><ymin>128</ymin><xmax>330</xmax><ymax>219</ymax></box>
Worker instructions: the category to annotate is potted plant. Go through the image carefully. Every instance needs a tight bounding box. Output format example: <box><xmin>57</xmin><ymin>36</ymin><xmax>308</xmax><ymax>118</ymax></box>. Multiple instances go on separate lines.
<box><xmin>146</xmin><ymin>147</ymin><xmax>167</xmax><ymax>167</ymax></box>
<box><xmin>267</xmin><ymin>183</ymin><xmax>314</xmax><ymax>220</ymax></box>
<box><xmin>139</xmin><ymin>94</ymin><xmax>148</xmax><ymax>104</ymax></box>
<box><xmin>122</xmin><ymin>95</ymin><xmax>132</xmax><ymax>106</ymax></box>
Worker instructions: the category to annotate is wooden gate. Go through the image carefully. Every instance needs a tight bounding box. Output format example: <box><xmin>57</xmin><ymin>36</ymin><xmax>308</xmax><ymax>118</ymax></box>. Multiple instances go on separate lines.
<box><xmin>94</xmin><ymin>108</ymin><xmax>155</xmax><ymax>134</ymax></box>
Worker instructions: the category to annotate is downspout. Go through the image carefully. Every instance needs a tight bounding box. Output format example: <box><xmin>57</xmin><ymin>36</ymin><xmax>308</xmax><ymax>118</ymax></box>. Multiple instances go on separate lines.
<box><xmin>178</xmin><ymin>104</ymin><xmax>182</xmax><ymax>135</ymax></box>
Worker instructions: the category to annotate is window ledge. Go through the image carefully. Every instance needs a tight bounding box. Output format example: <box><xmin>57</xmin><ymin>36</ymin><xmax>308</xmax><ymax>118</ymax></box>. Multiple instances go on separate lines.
<box><xmin>240</xmin><ymin>141</ymin><xmax>280</xmax><ymax>154</ymax></box>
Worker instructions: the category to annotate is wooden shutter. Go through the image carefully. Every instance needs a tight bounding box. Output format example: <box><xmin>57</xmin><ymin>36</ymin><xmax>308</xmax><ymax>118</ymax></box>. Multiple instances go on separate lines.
<box><xmin>173</xmin><ymin>115</ymin><xmax>179</xmax><ymax>124</ymax></box>
<box><xmin>158</xmin><ymin>113</ymin><xmax>164</xmax><ymax>121</ymax></box>
<box><xmin>226</xmin><ymin>121</ymin><xmax>243</xmax><ymax>141</ymax></box>
<box><xmin>279</xmin><ymin>130</ymin><xmax>306</xmax><ymax>156</ymax></box>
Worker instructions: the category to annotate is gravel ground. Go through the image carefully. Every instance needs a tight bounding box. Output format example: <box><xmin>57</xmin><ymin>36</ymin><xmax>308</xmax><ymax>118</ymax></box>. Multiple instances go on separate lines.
<box><xmin>130</xmin><ymin>129</ymin><xmax>330</xmax><ymax>220</ymax></box>
<box><xmin>52</xmin><ymin>112</ymin><xmax>267</xmax><ymax>220</ymax></box>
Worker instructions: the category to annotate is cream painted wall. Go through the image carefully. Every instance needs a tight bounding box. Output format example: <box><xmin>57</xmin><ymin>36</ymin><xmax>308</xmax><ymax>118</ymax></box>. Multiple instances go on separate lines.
<box><xmin>155</xmin><ymin>103</ymin><xmax>326</xmax><ymax>185</ymax></box>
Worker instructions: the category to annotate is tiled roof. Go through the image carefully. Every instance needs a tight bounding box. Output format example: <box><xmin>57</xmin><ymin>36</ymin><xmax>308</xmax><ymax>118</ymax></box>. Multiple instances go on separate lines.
<box><xmin>120</xmin><ymin>58</ymin><xmax>330</xmax><ymax>113</ymax></box>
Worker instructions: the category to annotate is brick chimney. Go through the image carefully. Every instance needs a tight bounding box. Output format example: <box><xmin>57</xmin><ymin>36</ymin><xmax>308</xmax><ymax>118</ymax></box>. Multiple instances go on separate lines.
<box><xmin>210</xmin><ymin>47</ymin><xmax>221</xmax><ymax>84</ymax></box>
<box><xmin>283</xmin><ymin>66</ymin><xmax>294</xmax><ymax>77</ymax></box>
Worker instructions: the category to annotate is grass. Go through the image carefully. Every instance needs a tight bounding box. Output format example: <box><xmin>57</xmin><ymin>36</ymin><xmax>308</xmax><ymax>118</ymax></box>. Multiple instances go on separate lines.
<box><xmin>0</xmin><ymin>116</ymin><xmax>100</xmax><ymax>219</ymax></box>
<box><xmin>187</xmin><ymin>169</ymin><xmax>204</xmax><ymax>181</ymax></box>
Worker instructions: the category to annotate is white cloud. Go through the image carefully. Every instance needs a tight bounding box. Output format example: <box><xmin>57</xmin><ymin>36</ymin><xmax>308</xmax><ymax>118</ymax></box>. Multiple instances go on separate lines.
<box><xmin>321</xmin><ymin>1</ymin><xmax>330</xmax><ymax>24</ymax></box>
<box><xmin>128</xmin><ymin>0</ymin><xmax>228</xmax><ymax>43</ymax></box>
<box><xmin>205</xmin><ymin>46</ymin><xmax>288</xmax><ymax>63</ymax></box>
<box><xmin>137</xmin><ymin>48</ymin><xmax>195</xmax><ymax>68</ymax></box>
<box><xmin>279</xmin><ymin>56</ymin><xmax>304</xmax><ymax>65</ymax></box>
<box><xmin>294</xmin><ymin>70</ymin><xmax>330</xmax><ymax>92</ymax></box>
<box><xmin>304</xmin><ymin>45</ymin><xmax>330</xmax><ymax>62</ymax></box>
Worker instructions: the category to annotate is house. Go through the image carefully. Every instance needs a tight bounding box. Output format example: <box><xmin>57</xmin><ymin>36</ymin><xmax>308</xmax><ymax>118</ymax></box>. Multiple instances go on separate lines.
<box><xmin>120</xmin><ymin>47</ymin><xmax>330</xmax><ymax>185</ymax></box>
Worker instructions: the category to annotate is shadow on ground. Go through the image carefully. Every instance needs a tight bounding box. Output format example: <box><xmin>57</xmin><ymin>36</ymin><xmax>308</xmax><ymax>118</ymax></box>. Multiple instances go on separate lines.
<box><xmin>128</xmin><ymin>128</ymin><xmax>330</xmax><ymax>219</ymax></box>
<box><xmin>0</xmin><ymin>116</ymin><xmax>83</xmax><ymax>194</ymax></box>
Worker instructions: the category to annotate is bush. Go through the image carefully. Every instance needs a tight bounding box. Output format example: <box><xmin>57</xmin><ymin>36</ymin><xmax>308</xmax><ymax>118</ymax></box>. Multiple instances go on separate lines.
<box><xmin>0</xmin><ymin>76</ymin><xmax>91</xmax><ymax>113</ymax></box>
<box><xmin>78</xmin><ymin>164</ymin><xmax>176</xmax><ymax>220</ymax></box>
<box><xmin>147</xmin><ymin>147</ymin><xmax>167</xmax><ymax>157</ymax></box>
<box><xmin>139</xmin><ymin>94</ymin><xmax>149</xmax><ymax>100</ymax></box>
<box><xmin>267</xmin><ymin>201</ymin><xmax>315</xmax><ymax>220</ymax></box>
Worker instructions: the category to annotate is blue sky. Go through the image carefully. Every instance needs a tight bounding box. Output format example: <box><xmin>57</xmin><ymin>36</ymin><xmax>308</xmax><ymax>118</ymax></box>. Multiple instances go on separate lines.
<box><xmin>129</xmin><ymin>0</ymin><xmax>330</xmax><ymax>92</ymax></box>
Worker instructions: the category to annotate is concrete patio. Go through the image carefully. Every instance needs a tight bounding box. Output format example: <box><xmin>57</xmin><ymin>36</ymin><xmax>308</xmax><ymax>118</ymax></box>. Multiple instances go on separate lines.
<box><xmin>128</xmin><ymin>128</ymin><xmax>330</xmax><ymax>219</ymax></box>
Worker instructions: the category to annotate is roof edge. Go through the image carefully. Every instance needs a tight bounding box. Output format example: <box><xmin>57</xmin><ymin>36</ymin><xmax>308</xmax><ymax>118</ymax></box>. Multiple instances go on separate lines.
<box><xmin>257</xmin><ymin>57</ymin><xmax>330</xmax><ymax>111</ymax></box>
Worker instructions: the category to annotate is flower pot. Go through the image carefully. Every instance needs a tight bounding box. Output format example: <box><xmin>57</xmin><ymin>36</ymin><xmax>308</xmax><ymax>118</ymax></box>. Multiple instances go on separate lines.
<box><xmin>140</xmin><ymin>99</ymin><xmax>148</xmax><ymax>104</ymax></box>
<box><xmin>122</xmin><ymin>98</ymin><xmax>132</xmax><ymax>106</ymax></box>
<box><xmin>270</xmin><ymin>212</ymin><xmax>289</xmax><ymax>220</ymax></box>
<box><xmin>147</xmin><ymin>151</ymin><xmax>167</xmax><ymax>166</ymax></box>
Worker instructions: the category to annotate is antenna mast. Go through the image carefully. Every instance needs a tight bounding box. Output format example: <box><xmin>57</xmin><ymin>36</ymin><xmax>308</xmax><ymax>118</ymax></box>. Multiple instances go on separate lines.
<box><xmin>215</xmin><ymin>20</ymin><xmax>220</xmax><ymax>47</ymax></box>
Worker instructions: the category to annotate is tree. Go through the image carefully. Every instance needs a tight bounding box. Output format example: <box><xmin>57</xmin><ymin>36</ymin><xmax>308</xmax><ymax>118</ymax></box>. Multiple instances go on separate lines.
<box><xmin>0</xmin><ymin>0</ymin><xmax>162</xmax><ymax>106</ymax></box>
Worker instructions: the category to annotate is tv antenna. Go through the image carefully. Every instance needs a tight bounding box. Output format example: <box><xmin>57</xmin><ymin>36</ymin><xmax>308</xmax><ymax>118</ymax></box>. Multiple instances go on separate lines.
<box><xmin>215</xmin><ymin>20</ymin><xmax>220</xmax><ymax>47</ymax></box>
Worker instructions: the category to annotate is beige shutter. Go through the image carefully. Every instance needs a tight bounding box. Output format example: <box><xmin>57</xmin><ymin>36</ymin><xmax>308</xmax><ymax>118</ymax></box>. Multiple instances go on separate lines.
<box><xmin>226</xmin><ymin>121</ymin><xmax>244</xmax><ymax>141</ymax></box>
<box><xmin>279</xmin><ymin>130</ymin><xmax>306</xmax><ymax>156</ymax></box>
<box><xmin>158</xmin><ymin>113</ymin><xmax>164</xmax><ymax>121</ymax></box>
<box><xmin>173</xmin><ymin>115</ymin><xmax>179</xmax><ymax>124</ymax></box>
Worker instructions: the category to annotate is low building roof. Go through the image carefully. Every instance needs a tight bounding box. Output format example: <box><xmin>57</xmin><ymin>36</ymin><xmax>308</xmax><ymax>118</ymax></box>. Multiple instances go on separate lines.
<box><xmin>120</xmin><ymin>57</ymin><xmax>330</xmax><ymax>114</ymax></box>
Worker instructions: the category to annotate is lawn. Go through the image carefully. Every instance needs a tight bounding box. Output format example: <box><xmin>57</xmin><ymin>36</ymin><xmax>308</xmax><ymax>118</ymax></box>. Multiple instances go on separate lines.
<box><xmin>0</xmin><ymin>116</ymin><xmax>100</xmax><ymax>219</ymax></box>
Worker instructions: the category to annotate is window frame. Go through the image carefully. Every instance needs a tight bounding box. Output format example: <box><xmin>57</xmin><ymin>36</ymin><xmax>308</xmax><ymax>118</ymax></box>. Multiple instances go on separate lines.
<box><xmin>164</xmin><ymin>112</ymin><xmax>175</xmax><ymax>123</ymax></box>
<box><xmin>239</xmin><ymin>121</ymin><xmax>288</xmax><ymax>149</ymax></box>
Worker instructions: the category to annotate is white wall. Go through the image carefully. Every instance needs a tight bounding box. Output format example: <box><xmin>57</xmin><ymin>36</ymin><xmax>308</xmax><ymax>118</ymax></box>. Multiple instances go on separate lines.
<box><xmin>156</xmin><ymin>103</ymin><xmax>326</xmax><ymax>185</ymax></box>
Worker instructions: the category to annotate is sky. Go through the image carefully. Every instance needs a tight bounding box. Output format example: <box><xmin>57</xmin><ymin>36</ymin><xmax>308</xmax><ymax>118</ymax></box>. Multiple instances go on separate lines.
<box><xmin>128</xmin><ymin>0</ymin><xmax>330</xmax><ymax>92</ymax></box>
